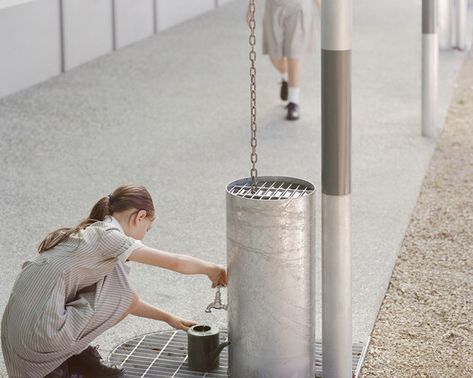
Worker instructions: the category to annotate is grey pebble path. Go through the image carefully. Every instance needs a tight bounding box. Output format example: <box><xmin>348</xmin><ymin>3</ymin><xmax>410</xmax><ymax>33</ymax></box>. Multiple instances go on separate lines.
<box><xmin>361</xmin><ymin>45</ymin><xmax>473</xmax><ymax>377</ymax></box>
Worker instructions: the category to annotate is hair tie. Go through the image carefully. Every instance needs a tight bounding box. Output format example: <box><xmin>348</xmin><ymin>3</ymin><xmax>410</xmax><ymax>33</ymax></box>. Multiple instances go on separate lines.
<box><xmin>107</xmin><ymin>194</ymin><xmax>113</xmax><ymax>202</ymax></box>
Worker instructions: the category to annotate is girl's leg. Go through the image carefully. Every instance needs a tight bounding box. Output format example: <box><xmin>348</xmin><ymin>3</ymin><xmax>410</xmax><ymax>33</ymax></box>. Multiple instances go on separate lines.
<box><xmin>270</xmin><ymin>58</ymin><xmax>288</xmax><ymax>75</ymax></box>
<box><xmin>286</xmin><ymin>58</ymin><xmax>302</xmax><ymax>120</ymax></box>
<box><xmin>271</xmin><ymin>58</ymin><xmax>289</xmax><ymax>101</ymax></box>
<box><xmin>287</xmin><ymin>58</ymin><xmax>301</xmax><ymax>88</ymax></box>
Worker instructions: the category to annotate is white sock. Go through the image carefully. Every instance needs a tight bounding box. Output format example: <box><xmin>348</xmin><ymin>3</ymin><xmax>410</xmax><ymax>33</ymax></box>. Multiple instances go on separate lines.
<box><xmin>288</xmin><ymin>87</ymin><xmax>300</xmax><ymax>104</ymax></box>
<box><xmin>281</xmin><ymin>72</ymin><xmax>288</xmax><ymax>82</ymax></box>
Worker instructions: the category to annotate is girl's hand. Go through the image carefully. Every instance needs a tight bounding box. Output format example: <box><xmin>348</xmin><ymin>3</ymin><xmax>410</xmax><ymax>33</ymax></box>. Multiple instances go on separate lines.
<box><xmin>167</xmin><ymin>315</ymin><xmax>197</xmax><ymax>331</ymax></box>
<box><xmin>207</xmin><ymin>264</ymin><xmax>228</xmax><ymax>288</ymax></box>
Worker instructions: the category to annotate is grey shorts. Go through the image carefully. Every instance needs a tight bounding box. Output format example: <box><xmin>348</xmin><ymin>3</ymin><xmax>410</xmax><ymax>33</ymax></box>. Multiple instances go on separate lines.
<box><xmin>262</xmin><ymin>0</ymin><xmax>317</xmax><ymax>59</ymax></box>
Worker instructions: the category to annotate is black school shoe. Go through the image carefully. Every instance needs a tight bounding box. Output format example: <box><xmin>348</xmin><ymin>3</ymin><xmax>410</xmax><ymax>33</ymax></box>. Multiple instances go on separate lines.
<box><xmin>44</xmin><ymin>362</ymin><xmax>70</xmax><ymax>378</ymax></box>
<box><xmin>286</xmin><ymin>102</ymin><xmax>300</xmax><ymax>121</ymax></box>
<box><xmin>69</xmin><ymin>345</ymin><xmax>125</xmax><ymax>378</ymax></box>
<box><xmin>280</xmin><ymin>80</ymin><xmax>288</xmax><ymax>101</ymax></box>
<box><xmin>44</xmin><ymin>361</ymin><xmax>85</xmax><ymax>378</ymax></box>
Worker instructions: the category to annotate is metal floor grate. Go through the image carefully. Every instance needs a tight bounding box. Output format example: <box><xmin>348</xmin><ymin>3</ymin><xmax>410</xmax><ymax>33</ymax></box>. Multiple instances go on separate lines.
<box><xmin>109</xmin><ymin>330</ymin><xmax>368</xmax><ymax>378</ymax></box>
<box><xmin>228</xmin><ymin>179</ymin><xmax>314</xmax><ymax>201</ymax></box>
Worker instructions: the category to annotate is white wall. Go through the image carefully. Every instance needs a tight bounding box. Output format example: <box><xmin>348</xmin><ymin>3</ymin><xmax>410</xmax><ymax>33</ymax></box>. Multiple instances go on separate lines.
<box><xmin>62</xmin><ymin>0</ymin><xmax>114</xmax><ymax>71</ymax></box>
<box><xmin>0</xmin><ymin>0</ymin><xmax>61</xmax><ymax>98</ymax></box>
<box><xmin>155</xmin><ymin>0</ymin><xmax>214</xmax><ymax>32</ymax></box>
<box><xmin>0</xmin><ymin>0</ymin><xmax>235</xmax><ymax>99</ymax></box>
<box><xmin>113</xmin><ymin>0</ymin><xmax>154</xmax><ymax>49</ymax></box>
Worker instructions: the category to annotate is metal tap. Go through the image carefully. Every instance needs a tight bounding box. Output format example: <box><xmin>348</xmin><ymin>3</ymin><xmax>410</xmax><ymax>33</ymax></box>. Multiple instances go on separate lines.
<box><xmin>205</xmin><ymin>286</ymin><xmax>227</xmax><ymax>313</ymax></box>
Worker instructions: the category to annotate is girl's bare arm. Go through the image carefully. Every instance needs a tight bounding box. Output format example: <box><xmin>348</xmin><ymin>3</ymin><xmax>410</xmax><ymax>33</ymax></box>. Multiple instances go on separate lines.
<box><xmin>128</xmin><ymin>296</ymin><xmax>196</xmax><ymax>331</ymax></box>
<box><xmin>128</xmin><ymin>246</ymin><xmax>227</xmax><ymax>287</ymax></box>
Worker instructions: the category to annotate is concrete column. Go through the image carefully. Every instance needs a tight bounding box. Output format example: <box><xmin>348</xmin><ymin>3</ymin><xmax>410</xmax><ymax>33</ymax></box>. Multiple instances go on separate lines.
<box><xmin>321</xmin><ymin>0</ymin><xmax>352</xmax><ymax>376</ymax></box>
<box><xmin>422</xmin><ymin>0</ymin><xmax>438</xmax><ymax>138</ymax></box>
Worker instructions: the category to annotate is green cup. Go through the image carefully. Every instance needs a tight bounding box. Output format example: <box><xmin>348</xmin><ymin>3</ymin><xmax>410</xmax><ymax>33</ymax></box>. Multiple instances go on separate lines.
<box><xmin>187</xmin><ymin>325</ymin><xmax>230</xmax><ymax>372</ymax></box>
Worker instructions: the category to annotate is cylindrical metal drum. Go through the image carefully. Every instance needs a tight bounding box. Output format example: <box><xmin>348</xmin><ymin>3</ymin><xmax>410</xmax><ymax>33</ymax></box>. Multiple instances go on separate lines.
<box><xmin>226</xmin><ymin>177</ymin><xmax>316</xmax><ymax>378</ymax></box>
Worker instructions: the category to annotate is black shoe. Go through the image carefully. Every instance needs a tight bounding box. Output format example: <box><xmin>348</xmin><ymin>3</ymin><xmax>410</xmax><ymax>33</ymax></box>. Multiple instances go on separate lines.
<box><xmin>44</xmin><ymin>360</ymin><xmax>86</xmax><ymax>378</ymax></box>
<box><xmin>286</xmin><ymin>102</ymin><xmax>300</xmax><ymax>121</ymax></box>
<box><xmin>44</xmin><ymin>362</ymin><xmax>70</xmax><ymax>378</ymax></box>
<box><xmin>69</xmin><ymin>345</ymin><xmax>125</xmax><ymax>378</ymax></box>
<box><xmin>280</xmin><ymin>80</ymin><xmax>288</xmax><ymax>101</ymax></box>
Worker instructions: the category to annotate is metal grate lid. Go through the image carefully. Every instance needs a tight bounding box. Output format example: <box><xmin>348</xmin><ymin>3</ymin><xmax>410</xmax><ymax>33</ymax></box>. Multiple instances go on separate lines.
<box><xmin>227</xmin><ymin>177</ymin><xmax>315</xmax><ymax>201</ymax></box>
<box><xmin>109</xmin><ymin>330</ymin><xmax>228</xmax><ymax>377</ymax></box>
<box><xmin>108</xmin><ymin>330</ymin><xmax>367</xmax><ymax>378</ymax></box>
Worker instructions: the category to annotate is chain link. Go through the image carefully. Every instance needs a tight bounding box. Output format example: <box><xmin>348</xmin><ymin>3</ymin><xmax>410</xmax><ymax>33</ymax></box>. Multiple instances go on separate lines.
<box><xmin>248</xmin><ymin>0</ymin><xmax>258</xmax><ymax>192</ymax></box>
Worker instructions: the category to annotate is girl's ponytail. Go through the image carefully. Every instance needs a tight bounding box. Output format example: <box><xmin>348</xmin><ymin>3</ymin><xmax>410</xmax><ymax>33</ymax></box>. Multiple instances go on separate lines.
<box><xmin>38</xmin><ymin>196</ymin><xmax>112</xmax><ymax>253</ymax></box>
<box><xmin>38</xmin><ymin>185</ymin><xmax>154</xmax><ymax>254</ymax></box>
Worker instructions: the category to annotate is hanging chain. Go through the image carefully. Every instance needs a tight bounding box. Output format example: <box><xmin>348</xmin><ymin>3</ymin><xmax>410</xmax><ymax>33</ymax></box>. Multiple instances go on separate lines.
<box><xmin>248</xmin><ymin>0</ymin><xmax>258</xmax><ymax>192</ymax></box>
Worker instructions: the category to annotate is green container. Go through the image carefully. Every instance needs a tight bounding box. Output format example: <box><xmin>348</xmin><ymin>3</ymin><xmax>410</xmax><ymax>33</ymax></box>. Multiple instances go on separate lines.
<box><xmin>187</xmin><ymin>325</ymin><xmax>230</xmax><ymax>372</ymax></box>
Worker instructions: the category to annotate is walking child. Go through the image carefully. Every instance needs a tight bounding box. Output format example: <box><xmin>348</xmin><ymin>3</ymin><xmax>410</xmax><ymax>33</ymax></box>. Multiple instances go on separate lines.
<box><xmin>248</xmin><ymin>0</ymin><xmax>320</xmax><ymax>121</ymax></box>
<box><xmin>1</xmin><ymin>184</ymin><xmax>227</xmax><ymax>377</ymax></box>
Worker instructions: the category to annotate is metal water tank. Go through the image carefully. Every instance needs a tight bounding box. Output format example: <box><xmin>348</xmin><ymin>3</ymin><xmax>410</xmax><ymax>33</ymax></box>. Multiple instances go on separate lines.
<box><xmin>226</xmin><ymin>176</ymin><xmax>316</xmax><ymax>378</ymax></box>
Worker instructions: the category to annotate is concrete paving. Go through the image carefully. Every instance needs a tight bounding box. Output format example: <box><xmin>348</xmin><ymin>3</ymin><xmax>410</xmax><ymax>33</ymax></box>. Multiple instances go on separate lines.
<box><xmin>0</xmin><ymin>0</ymin><xmax>471</xmax><ymax>375</ymax></box>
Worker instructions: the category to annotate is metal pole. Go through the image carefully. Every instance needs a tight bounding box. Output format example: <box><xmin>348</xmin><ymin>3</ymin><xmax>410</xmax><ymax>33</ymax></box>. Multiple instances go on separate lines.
<box><xmin>450</xmin><ymin>0</ymin><xmax>457</xmax><ymax>47</ymax></box>
<box><xmin>438</xmin><ymin>0</ymin><xmax>451</xmax><ymax>49</ymax></box>
<box><xmin>59</xmin><ymin>0</ymin><xmax>66</xmax><ymax>73</ymax></box>
<box><xmin>321</xmin><ymin>0</ymin><xmax>352</xmax><ymax>376</ymax></box>
<box><xmin>456</xmin><ymin>0</ymin><xmax>468</xmax><ymax>50</ymax></box>
<box><xmin>111</xmin><ymin>0</ymin><xmax>117</xmax><ymax>51</ymax></box>
<box><xmin>422</xmin><ymin>0</ymin><xmax>438</xmax><ymax>138</ymax></box>
<box><xmin>153</xmin><ymin>0</ymin><xmax>158</xmax><ymax>34</ymax></box>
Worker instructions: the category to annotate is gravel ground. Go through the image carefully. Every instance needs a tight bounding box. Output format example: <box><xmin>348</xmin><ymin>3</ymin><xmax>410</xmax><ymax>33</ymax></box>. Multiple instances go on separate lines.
<box><xmin>361</xmin><ymin>48</ymin><xmax>473</xmax><ymax>377</ymax></box>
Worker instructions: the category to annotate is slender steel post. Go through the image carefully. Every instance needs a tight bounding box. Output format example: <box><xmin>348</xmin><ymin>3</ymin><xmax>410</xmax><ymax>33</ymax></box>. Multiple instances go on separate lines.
<box><xmin>450</xmin><ymin>0</ymin><xmax>457</xmax><ymax>47</ymax></box>
<box><xmin>438</xmin><ymin>0</ymin><xmax>451</xmax><ymax>49</ymax></box>
<box><xmin>422</xmin><ymin>0</ymin><xmax>438</xmax><ymax>138</ymax></box>
<box><xmin>321</xmin><ymin>0</ymin><xmax>352</xmax><ymax>376</ymax></box>
<box><xmin>111</xmin><ymin>0</ymin><xmax>117</xmax><ymax>51</ymax></box>
<box><xmin>456</xmin><ymin>0</ymin><xmax>468</xmax><ymax>50</ymax></box>
<box><xmin>59</xmin><ymin>0</ymin><xmax>66</xmax><ymax>73</ymax></box>
<box><xmin>153</xmin><ymin>0</ymin><xmax>158</xmax><ymax>34</ymax></box>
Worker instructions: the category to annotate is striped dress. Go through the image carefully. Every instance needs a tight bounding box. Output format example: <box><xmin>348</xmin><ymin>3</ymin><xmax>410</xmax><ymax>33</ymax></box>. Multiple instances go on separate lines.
<box><xmin>1</xmin><ymin>217</ymin><xmax>143</xmax><ymax>377</ymax></box>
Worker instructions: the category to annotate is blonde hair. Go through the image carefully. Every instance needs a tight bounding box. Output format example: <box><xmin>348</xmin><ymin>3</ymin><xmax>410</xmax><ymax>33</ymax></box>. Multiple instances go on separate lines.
<box><xmin>38</xmin><ymin>184</ymin><xmax>155</xmax><ymax>253</ymax></box>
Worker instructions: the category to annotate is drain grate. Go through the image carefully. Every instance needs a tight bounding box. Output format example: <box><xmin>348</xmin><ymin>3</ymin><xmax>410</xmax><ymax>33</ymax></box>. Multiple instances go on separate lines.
<box><xmin>108</xmin><ymin>330</ymin><xmax>368</xmax><ymax>378</ymax></box>
<box><xmin>227</xmin><ymin>178</ymin><xmax>314</xmax><ymax>201</ymax></box>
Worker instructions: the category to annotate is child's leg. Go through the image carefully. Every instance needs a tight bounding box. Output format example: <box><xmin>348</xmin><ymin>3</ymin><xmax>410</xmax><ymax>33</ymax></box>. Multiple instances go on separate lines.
<box><xmin>286</xmin><ymin>57</ymin><xmax>302</xmax><ymax>120</ymax></box>
<box><xmin>287</xmin><ymin>58</ymin><xmax>301</xmax><ymax>88</ymax></box>
<box><xmin>270</xmin><ymin>58</ymin><xmax>288</xmax><ymax>76</ymax></box>
<box><xmin>271</xmin><ymin>58</ymin><xmax>289</xmax><ymax>101</ymax></box>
